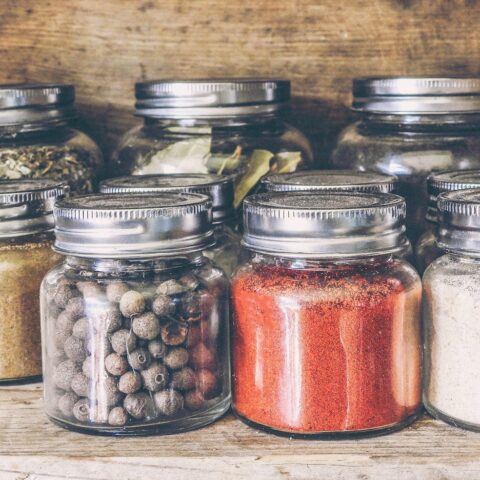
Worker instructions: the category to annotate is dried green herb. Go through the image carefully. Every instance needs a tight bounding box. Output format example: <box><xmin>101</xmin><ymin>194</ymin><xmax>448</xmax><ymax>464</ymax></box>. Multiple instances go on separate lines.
<box><xmin>271</xmin><ymin>151</ymin><xmax>302</xmax><ymax>173</ymax></box>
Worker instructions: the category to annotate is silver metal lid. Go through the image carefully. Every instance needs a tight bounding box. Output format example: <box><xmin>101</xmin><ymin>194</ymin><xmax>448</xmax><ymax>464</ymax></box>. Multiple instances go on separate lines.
<box><xmin>134</xmin><ymin>79</ymin><xmax>290</xmax><ymax>118</ymax></box>
<box><xmin>438</xmin><ymin>189</ymin><xmax>480</xmax><ymax>256</ymax></box>
<box><xmin>426</xmin><ymin>170</ymin><xmax>480</xmax><ymax>223</ymax></box>
<box><xmin>242</xmin><ymin>192</ymin><xmax>408</xmax><ymax>258</ymax></box>
<box><xmin>262</xmin><ymin>170</ymin><xmax>397</xmax><ymax>194</ymax></box>
<box><xmin>353</xmin><ymin>77</ymin><xmax>480</xmax><ymax>114</ymax></box>
<box><xmin>53</xmin><ymin>193</ymin><xmax>214</xmax><ymax>258</ymax></box>
<box><xmin>99</xmin><ymin>174</ymin><xmax>234</xmax><ymax>223</ymax></box>
<box><xmin>0</xmin><ymin>179</ymin><xmax>69</xmax><ymax>237</ymax></box>
<box><xmin>0</xmin><ymin>84</ymin><xmax>76</xmax><ymax>128</ymax></box>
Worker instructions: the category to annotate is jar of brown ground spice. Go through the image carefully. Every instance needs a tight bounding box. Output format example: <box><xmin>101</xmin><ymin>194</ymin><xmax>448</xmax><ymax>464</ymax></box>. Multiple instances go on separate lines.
<box><xmin>0</xmin><ymin>179</ymin><xmax>67</xmax><ymax>383</ymax></box>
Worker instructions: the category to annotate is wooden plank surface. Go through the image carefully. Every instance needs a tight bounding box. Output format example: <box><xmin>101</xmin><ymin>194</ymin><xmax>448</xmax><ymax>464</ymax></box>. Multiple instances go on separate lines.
<box><xmin>1</xmin><ymin>382</ymin><xmax>480</xmax><ymax>479</ymax></box>
<box><xmin>1</xmin><ymin>0</ymin><xmax>480</xmax><ymax>165</ymax></box>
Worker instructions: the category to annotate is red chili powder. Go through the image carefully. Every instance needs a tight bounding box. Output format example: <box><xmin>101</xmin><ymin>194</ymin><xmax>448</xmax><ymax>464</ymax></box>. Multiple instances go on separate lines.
<box><xmin>231</xmin><ymin>260</ymin><xmax>422</xmax><ymax>434</ymax></box>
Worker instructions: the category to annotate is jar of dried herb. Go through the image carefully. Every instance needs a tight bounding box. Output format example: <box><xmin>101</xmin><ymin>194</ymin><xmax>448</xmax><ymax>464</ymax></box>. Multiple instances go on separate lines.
<box><xmin>0</xmin><ymin>84</ymin><xmax>103</xmax><ymax>193</ymax></box>
<box><xmin>332</xmin><ymin>77</ymin><xmax>480</xmax><ymax>244</ymax></box>
<box><xmin>41</xmin><ymin>193</ymin><xmax>230</xmax><ymax>435</ymax></box>
<box><xmin>111</xmin><ymin>79</ymin><xmax>313</xmax><ymax>208</ymax></box>
<box><xmin>231</xmin><ymin>192</ymin><xmax>422</xmax><ymax>437</ymax></box>
<box><xmin>0</xmin><ymin>179</ymin><xmax>67</xmax><ymax>383</ymax></box>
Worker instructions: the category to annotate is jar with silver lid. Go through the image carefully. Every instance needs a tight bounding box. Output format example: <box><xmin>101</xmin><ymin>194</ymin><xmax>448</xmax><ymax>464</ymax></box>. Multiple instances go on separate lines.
<box><xmin>110</xmin><ymin>79</ymin><xmax>313</xmax><ymax>207</ymax></box>
<box><xmin>331</xmin><ymin>77</ymin><xmax>480</xmax><ymax>244</ymax></box>
<box><xmin>423</xmin><ymin>189</ymin><xmax>480</xmax><ymax>431</ymax></box>
<box><xmin>0</xmin><ymin>84</ymin><xmax>103</xmax><ymax>193</ymax></box>
<box><xmin>100</xmin><ymin>174</ymin><xmax>241</xmax><ymax>276</ymax></box>
<box><xmin>0</xmin><ymin>179</ymin><xmax>67</xmax><ymax>383</ymax></box>
<box><xmin>41</xmin><ymin>193</ymin><xmax>230</xmax><ymax>435</ymax></box>
<box><xmin>415</xmin><ymin>170</ymin><xmax>480</xmax><ymax>274</ymax></box>
<box><xmin>231</xmin><ymin>192</ymin><xmax>421</xmax><ymax>436</ymax></box>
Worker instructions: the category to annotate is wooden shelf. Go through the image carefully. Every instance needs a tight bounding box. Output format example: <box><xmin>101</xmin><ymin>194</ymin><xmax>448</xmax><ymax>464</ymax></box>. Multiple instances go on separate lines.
<box><xmin>1</xmin><ymin>383</ymin><xmax>479</xmax><ymax>479</ymax></box>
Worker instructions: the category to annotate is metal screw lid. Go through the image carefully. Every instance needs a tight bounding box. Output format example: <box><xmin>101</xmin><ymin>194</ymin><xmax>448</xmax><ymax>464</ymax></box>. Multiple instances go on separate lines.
<box><xmin>262</xmin><ymin>170</ymin><xmax>397</xmax><ymax>194</ymax></box>
<box><xmin>0</xmin><ymin>84</ymin><xmax>76</xmax><ymax>128</ymax></box>
<box><xmin>426</xmin><ymin>170</ymin><xmax>480</xmax><ymax>223</ymax></box>
<box><xmin>100</xmin><ymin>174</ymin><xmax>234</xmax><ymax>223</ymax></box>
<box><xmin>134</xmin><ymin>78</ymin><xmax>290</xmax><ymax>119</ymax></box>
<box><xmin>53</xmin><ymin>193</ymin><xmax>214</xmax><ymax>258</ymax></box>
<box><xmin>0</xmin><ymin>179</ymin><xmax>69</xmax><ymax>238</ymax></box>
<box><xmin>437</xmin><ymin>189</ymin><xmax>480</xmax><ymax>256</ymax></box>
<box><xmin>242</xmin><ymin>192</ymin><xmax>408</xmax><ymax>258</ymax></box>
<box><xmin>352</xmin><ymin>77</ymin><xmax>480</xmax><ymax>114</ymax></box>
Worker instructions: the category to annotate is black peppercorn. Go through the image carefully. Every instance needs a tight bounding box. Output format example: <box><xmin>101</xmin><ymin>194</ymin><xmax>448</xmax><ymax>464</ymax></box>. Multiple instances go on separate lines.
<box><xmin>118</xmin><ymin>371</ymin><xmax>142</xmax><ymax>394</ymax></box>
<box><xmin>108</xmin><ymin>406</ymin><xmax>129</xmax><ymax>426</ymax></box>
<box><xmin>171</xmin><ymin>367</ymin><xmax>196</xmax><ymax>391</ymax></box>
<box><xmin>58</xmin><ymin>391</ymin><xmax>79</xmax><ymax>417</ymax></box>
<box><xmin>72</xmin><ymin>398</ymin><xmax>91</xmax><ymax>422</ymax></box>
<box><xmin>64</xmin><ymin>335</ymin><xmax>86</xmax><ymax>362</ymax></box>
<box><xmin>154</xmin><ymin>390</ymin><xmax>184</xmax><ymax>416</ymax></box>
<box><xmin>160</xmin><ymin>321</ymin><xmax>188</xmax><ymax>346</ymax></box>
<box><xmin>141</xmin><ymin>362</ymin><xmax>169</xmax><ymax>392</ymax></box>
<box><xmin>164</xmin><ymin>348</ymin><xmax>189</xmax><ymax>370</ymax></box>
<box><xmin>72</xmin><ymin>317</ymin><xmax>90</xmax><ymax>340</ymax></box>
<box><xmin>123</xmin><ymin>392</ymin><xmax>151</xmax><ymax>419</ymax></box>
<box><xmin>105</xmin><ymin>353</ymin><xmax>129</xmax><ymax>376</ymax></box>
<box><xmin>106</xmin><ymin>282</ymin><xmax>130</xmax><ymax>303</ymax></box>
<box><xmin>156</xmin><ymin>279</ymin><xmax>187</xmax><ymax>296</ymax></box>
<box><xmin>148</xmin><ymin>339</ymin><xmax>167</xmax><ymax>359</ymax></box>
<box><xmin>151</xmin><ymin>294</ymin><xmax>176</xmax><ymax>317</ymax></box>
<box><xmin>128</xmin><ymin>348</ymin><xmax>151</xmax><ymax>371</ymax></box>
<box><xmin>110</xmin><ymin>329</ymin><xmax>137</xmax><ymax>356</ymax></box>
<box><xmin>119</xmin><ymin>290</ymin><xmax>146</xmax><ymax>317</ymax></box>
<box><xmin>65</xmin><ymin>297</ymin><xmax>85</xmax><ymax>320</ymax></box>
<box><xmin>71</xmin><ymin>372</ymin><xmax>90</xmax><ymax>397</ymax></box>
<box><xmin>132</xmin><ymin>312</ymin><xmax>160</xmax><ymax>340</ymax></box>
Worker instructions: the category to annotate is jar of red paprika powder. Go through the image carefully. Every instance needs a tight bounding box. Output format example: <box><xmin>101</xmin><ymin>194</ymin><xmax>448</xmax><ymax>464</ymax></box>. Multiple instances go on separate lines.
<box><xmin>231</xmin><ymin>192</ymin><xmax>422</xmax><ymax>437</ymax></box>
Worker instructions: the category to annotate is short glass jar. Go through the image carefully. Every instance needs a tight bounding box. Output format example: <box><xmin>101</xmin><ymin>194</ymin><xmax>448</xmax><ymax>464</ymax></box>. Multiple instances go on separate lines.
<box><xmin>41</xmin><ymin>193</ymin><xmax>230</xmax><ymax>435</ymax></box>
<box><xmin>0</xmin><ymin>84</ymin><xmax>103</xmax><ymax>193</ymax></box>
<box><xmin>415</xmin><ymin>170</ymin><xmax>480</xmax><ymax>274</ymax></box>
<box><xmin>424</xmin><ymin>189</ymin><xmax>480</xmax><ymax>431</ymax></box>
<box><xmin>231</xmin><ymin>192</ymin><xmax>422</xmax><ymax>437</ymax></box>
<box><xmin>331</xmin><ymin>77</ymin><xmax>480</xmax><ymax>244</ymax></box>
<box><xmin>0</xmin><ymin>180</ymin><xmax>66</xmax><ymax>383</ymax></box>
<box><xmin>110</xmin><ymin>79</ymin><xmax>313</xmax><ymax>207</ymax></box>
<box><xmin>100</xmin><ymin>174</ymin><xmax>241</xmax><ymax>276</ymax></box>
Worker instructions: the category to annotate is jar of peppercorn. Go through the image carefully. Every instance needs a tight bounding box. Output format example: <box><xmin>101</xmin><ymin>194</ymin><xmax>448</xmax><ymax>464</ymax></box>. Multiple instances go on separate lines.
<box><xmin>231</xmin><ymin>192</ymin><xmax>422</xmax><ymax>437</ymax></box>
<box><xmin>100</xmin><ymin>174</ymin><xmax>240</xmax><ymax>276</ymax></box>
<box><xmin>41</xmin><ymin>193</ymin><xmax>230</xmax><ymax>435</ymax></box>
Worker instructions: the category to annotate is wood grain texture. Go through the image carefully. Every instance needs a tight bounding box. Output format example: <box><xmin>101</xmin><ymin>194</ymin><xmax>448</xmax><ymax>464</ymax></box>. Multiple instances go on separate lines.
<box><xmin>1</xmin><ymin>0</ymin><xmax>480</xmax><ymax>167</ymax></box>
<box><xmin>1</xmin><ymin>383</ymin><xmax>480</xmax><ymax>479</ymax></box>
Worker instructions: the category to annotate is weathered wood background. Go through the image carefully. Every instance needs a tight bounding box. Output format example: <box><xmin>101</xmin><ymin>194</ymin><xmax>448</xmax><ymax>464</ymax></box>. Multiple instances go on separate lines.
<box><xmin>1</xmin><ymin>0</ymin><xmax>480</xmax><ymax>169</ymax></box>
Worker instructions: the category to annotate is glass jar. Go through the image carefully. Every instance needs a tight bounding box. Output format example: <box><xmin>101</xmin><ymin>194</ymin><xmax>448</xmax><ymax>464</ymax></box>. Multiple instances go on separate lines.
<box><xmin>231</xmin><ymin>192</ymin><xmax>422</xmax><ymax>437</ymax></box>
<box><xmin>424</xmin><ymin>189</ymin><xmax>480</xmax><ymax>431</ymax></box>
<box><xmin>331</xmin><ymin>77</ymin><xmax>480</xmax><ymax>244</ymax></box>
<box><xmin>415</xmin><ymin>170</ymin><xmax>480</xmax><ymax>274</ymax></box>
<box><xmin>100</xmin><ymin>174</ymin><xmax>241</xmax><ymax>276</ymax></box>
<box><xmin>0</xmin><ymin>180</ymin><xmax>66</xmax><ymax>383</ymax></box>
<box><xmin>110</xmin><ymin>79</ymin><xmax>313</xmax><ymax>208</ymax></box>
<box><xmin>41</xmin><ymin>193</ymin><xmax>230</xmax><ymax>435</ymax></box>
<box><xmin>0</xmin><ymin>84</ymin><xmax>103</xmax><ymax>193</ymax></box>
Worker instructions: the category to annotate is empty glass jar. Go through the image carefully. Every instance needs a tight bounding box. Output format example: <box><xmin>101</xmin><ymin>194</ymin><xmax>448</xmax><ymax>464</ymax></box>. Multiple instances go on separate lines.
<box><xmin>332</xmin><ymin>77</ymin><xmax>480</xmax><ymax>243</ymax></box>
<box><xmin>110</xmin><ymin>79</ymin><xmax>313</xmax><ymax>208</ymax></box>
<box><xmin>0</xmin><ymin>84</ymin><xmax>103</xmax><ymax>193</ymax></box>
<box><xmin>41</xmin><ymin>193</ymin><xmax>230</xmax><ymax>435</ymax></box>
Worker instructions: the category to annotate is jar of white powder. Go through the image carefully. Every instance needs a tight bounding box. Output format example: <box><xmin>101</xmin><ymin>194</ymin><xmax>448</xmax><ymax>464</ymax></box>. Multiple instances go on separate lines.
<box><xmin>424</xmin><ymin>188</ymin><xmax>480</xmax><ymax>430</ymax></box>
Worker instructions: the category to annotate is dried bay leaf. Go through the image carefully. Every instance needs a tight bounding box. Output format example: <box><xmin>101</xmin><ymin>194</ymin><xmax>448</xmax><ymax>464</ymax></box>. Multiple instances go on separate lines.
<box><xmin>272</xmin><ymin>151</ymin><xmax>302</xmax><ymax>173</ymax></box>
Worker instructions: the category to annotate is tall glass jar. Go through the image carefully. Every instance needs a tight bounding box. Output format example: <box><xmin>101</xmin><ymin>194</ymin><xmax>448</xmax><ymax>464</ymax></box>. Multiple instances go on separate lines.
<box><xmin>0</xmin><ymin>84</ymin><xmax>103</xmax><ymax>193</ymax></box>
<box><xmin>424</xmin><ymin>189</ymin><xmax>480</xmax><ymax>431</ymax></box>
<box><xmin>331</xmin><ymin>77</ymin><xmax>480</xmax><ymax>244</ymax></box>
<box><xmin>41</xmin><ymin>193</ymin><xmax>230</xmax><ymax>435</ymax></box>
<box><xmin>100</xmin><ymin>174</ymin><xmax>241</xmax><ymax>276</ymax></box>
<box><xmin>416</xmin><ymin>170</ymin><xmax>480</xmax><ymax>274</ymax></box>
<box><xmin>231</xmin><ymin>192</ymin><xmax>422</xmax><ymax>437</ymax></box>
<box><xmin>0</xmin><ymin>179</ymin><xmax>67</xmax><ymax>383</ymax></box>
<box><xmin>110</xmin><ymin>79</ymin><xmax>313</xmax><ymax>208</ymax></box>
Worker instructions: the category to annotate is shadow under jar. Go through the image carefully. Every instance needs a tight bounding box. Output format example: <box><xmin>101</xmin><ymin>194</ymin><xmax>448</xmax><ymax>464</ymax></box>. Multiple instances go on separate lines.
<box><xmin>41</xmin><ymin>193</ymin><xmax>230</xmax><ymax>435</ymax></box>
<box><xmin>231</xmin><ymin>192</ymin><xmax>422</xmax><ymax>437</ymax></box>
<box><xmin>100</xmin><ymin>173</ymin><xmax>241</xmax><ymax>276</ymax></box>
<box><xmin>110</xmin><ymin>79</ymin><xmax>313</xmax><ymax>208</ymax></box>
<box><xmin>331</xmin><ymin>77</ymin><xmax>480</xmax><ymax>244</ymax></box>
<box><xmin>0</xmin><ymin>84</ymin><xmax>103</xmax><ymax>193</ymax></box>
<box><xmin>424</xmin><ymin>189</ymin><xmax>480</xmax><ymax>431</ymax></box>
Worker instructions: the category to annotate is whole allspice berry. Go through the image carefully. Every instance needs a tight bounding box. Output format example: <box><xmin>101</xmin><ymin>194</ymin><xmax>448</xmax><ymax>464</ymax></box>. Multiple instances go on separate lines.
<box><xmin>164</xmin><ymin>348</ymin><xmax>189</xmax><ymax>370</ymax></box>
<box><xmin>77</xmin><ymin>281</ymin><xmax>105</xmax><ymax>300</ymax></box>
<box><xmin>185</xmin><ymin>389</ymin><xmax>205</xmax><ymax>410</ymax></box>
<box><xmin>156</xmin><ymin>279</ymin><xmax>187</xmax><ymax>296</ymax></box>
<box><xmin>72</xmin><ymin>398</ymin><xmax>91</xmax><ymax>422</ymax></box>
<box><xmin>86</xmin><ymin>334</ymin><xmax>113</xmax><ymax>358</ymax></box>
<box><xmin>106</xmin><ymin>282</ymin><xmax>130</xmax><ymax>303</ymax></box>
<box><xmin>196</xmin><ymin>369</ymin><xmax>218</xmax><ymax>399</ymax></box>
<box><xmin>160</xmin><ymin>321</ymin><xmax>188</xmax><ymax>346</ymax></box>
<box><xmin>58</xmin><ymin>391</ymin><xmax>79</xmax><ymax>417</ymax></box>
<box><xmin>123</xmin><ymin>392</ymin><xmax>151</xmax><ymax>419</ymax></box>
<box><xmin>105</xmin><ymin>353</ymin><xmax>129</xmax><ymax>376</ymax></box>
<box><xmin>118</xmin><ymin>371</ymin><xmax>142</xmax><ymax>394</ymax></box>
<box><xmin>72</xmin><ymin>317</ymin><xmax>90</xmax><ymax>340</ymax></box>
<box><xmin>128</xmin><ymin>348</ymin><xmax>151</xmax><ymax>371</ymax></box>
<box><xmin>154</xmin><ymin>390</ymin><xmax>184</xmax><ymax>416</ymax></box>
<box><xmin>148</xmin><ymin>339</ymin><xmax>167</xmax><ymax>359</ymax></box>
<box><xmin>110</xmin><ymin>329</ymin><xmax>137</xmax><ymax>356</ymax></box>
<box><xmin>189</xmin><ymin>342</ymin><xmax>216</xmax><ymax>370</ymax></box>
<box><xmin>82</xmin><ymin>356</ymin><xmax>93</xmax><ymax>378</ymax></box>
<box><xmin>186</xmin><ymin>325</ymin><xmax>201</xmax><ymax>348</ymax></box>
<box><xmin>151</xmin><ymin>294</ymin><xmax>176</xmax><ymax>317</ymax></box>
<box><xmin>64</xmin><ymin>335</ymin><xmax>86</xmax><ymax>362</ymax></box>
<box><xmin>99</xmin><ymin>375</ymin><xmax>123</xmax><ymax>407</ymax></box>
<box><xmin>56</xmin><ymin>310</ymin><xmax>76</xmax><ymax>334</ymax></box>
<box><xmin>55</xmin><ymin>328</ymin><xmax>71</xmax><ymax>350</ymax></box>
<box><xmin>119</xmin><ymin>290</ymin><xmax>146</xmax><ymax>317</ymax></box>
<box><xmin>92</xmin><ymin>304</ymin><xmax>123</xmax><ymax>334</ymax></box>
<box><xmin>54</xmin><ymin>359</ymin><xmax>79</xmax><ymax>391</ymax></box>
<box><xmin>179</xmin><ymin>273</ymin><xmax>200</xmax><ymax>291</ymax></box>
<box><xmin>71</xmin><ymin>372</ymin><xmax>90</xmax><ymax>397</ymax></box>
<box><xmin>132</xmin><ymin>312</ymin><xmax>160</xmax><ymax>340</ymax></box>
<box><xmin>108</xmin><ymin>406</ymin><xmax>129</xmax><ymax>426</ymax></box>
<box><xmin>52</xmin><ymin>283</ymin><xmax>77</xmax><ymax>308</ymax></box>
<box><xmin>141</xmin><ymin>363</ymin><xmax>169</xmax><ymax>392</ymax></box>
<box><xmin>65</xmin><ymin>297</ymin><xmax>85</xmax><ymax>320</ymax></box>
<box><xmin>171</xmin><ymin>367</ymin><xmax>196</xmax><ymax>391</ymax></box>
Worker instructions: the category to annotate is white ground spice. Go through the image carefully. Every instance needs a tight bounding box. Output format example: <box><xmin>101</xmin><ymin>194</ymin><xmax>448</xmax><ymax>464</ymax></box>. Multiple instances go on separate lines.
<box><xmin>424</xmin><ymin>256</ymin><xmax>480</xmax><ymax>426</ymax></box>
